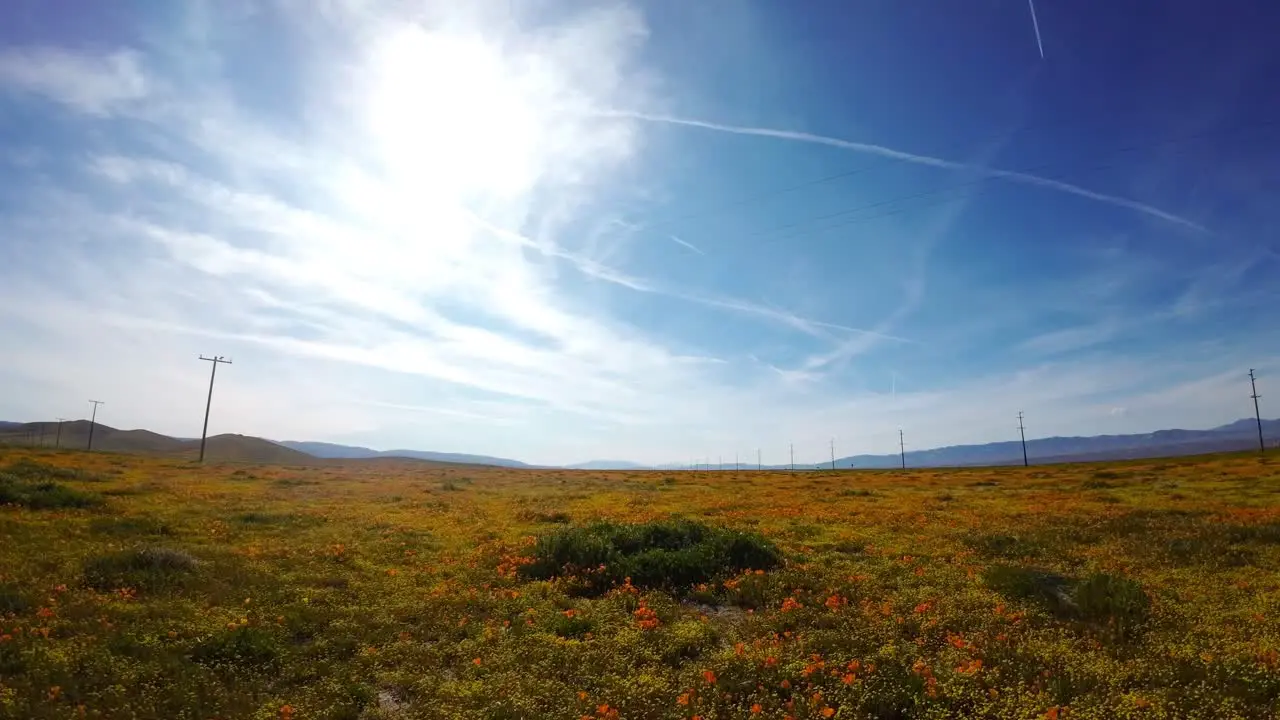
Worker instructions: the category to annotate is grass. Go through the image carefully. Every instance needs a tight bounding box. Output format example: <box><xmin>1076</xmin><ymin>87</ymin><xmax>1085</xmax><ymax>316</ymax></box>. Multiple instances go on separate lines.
<box><xmin>0</xmin><ymin>448</ymin><xmax>1278</xmax><ymax>718</ymax></box>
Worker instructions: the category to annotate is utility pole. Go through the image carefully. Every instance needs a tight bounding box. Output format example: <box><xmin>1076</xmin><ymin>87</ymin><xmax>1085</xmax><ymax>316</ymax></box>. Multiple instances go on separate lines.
<box><xmin>718</xmin><ymin>455</ymin><xmax>722</xmax><ymax>472</ymax></box>
<box><xmin>38</xmin><ymin>422</ymin><xmax>46</xmax><ymax>448</ymax></box>
<box><xmin>790</xmin><ymin>443</ymin><xmax>794</xmax><ymax>471</ymax></box>
<box><xmin>757</xmin><ymin>448</ymin><xmax>761</xmax><ymax>471</ymax></box>
<box><xmin>734</xmin><ymin>452</ymin><xmax>739</xmax><ymax>472</ymax></box>
<box><xmin>198</xmin><ymin>355</ymin><xmax>233</xmax><ymax>463</ymax></box>
<box><xmin>87</xmin><ymin>400</ymin><xmax>104</xmax><ymax>451</ymax></box>
<box><xmin>830</xmin><ymin>438</ymin><xmax>836</xmax><ymax>470</ymax></box>
<box><xmin>899</xmin><ymin>429</ymin><xmax>906</xmax><ymax>470</ymax></box>
<box><xmin>1017</xmin><ymin>411</ymin><xmax>1029</xmax><ymax>467</ymax></box>
<box><xmin>55</xmin><ymin>418</ymin><xmax>66</xmax><ymax>449</ymax></box>
<box><xmin>1250</xmin><ymin>369</ymin><xmax>1265</xmax><ymax>453</ymax></box>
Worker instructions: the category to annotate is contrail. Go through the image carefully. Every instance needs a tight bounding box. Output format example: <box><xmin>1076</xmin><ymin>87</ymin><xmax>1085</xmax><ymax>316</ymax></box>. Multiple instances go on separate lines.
<box><xmin>1027</xmin><ymin>0</ymin><xmax>1045</xmax><ymax>59</ymax></box>
<box><xmin>611</xmin><ymin>111</ymin><xmax>1206</xmax><ymax>232</ymax></box>
<box><xmin>668</xmin><ymin>234</ymin><xmax>706</xmax><ymax>255</ymax></box>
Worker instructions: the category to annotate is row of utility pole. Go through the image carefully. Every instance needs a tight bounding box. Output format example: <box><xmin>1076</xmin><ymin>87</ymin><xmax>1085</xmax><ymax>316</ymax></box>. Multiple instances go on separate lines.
<box><xmin>18</xmin><ymin>355</ymin><xmax>232</xmax><ymax>463</ymax></box>
<box><xmin>688</xmin><ymin>371</ymin><xmax>1267</xmax><ymax>471</ymax></box>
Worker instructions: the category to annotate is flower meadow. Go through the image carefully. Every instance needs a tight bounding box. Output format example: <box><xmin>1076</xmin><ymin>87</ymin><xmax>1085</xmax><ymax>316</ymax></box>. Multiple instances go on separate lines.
<box><xmin>0</xmin><ymin>448</ymin><xmax>1278</xmax><ymax>719</ymax></box>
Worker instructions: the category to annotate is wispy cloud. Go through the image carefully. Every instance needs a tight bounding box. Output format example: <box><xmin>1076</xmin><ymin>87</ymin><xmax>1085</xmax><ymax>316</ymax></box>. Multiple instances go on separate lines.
<box><xmin>0</xmin><ymin>46</ymin><xmax>149</xmax><ymax>116</ymax></box>
<box><xmin>668</xmin><ymin>234</ymin><xmax>705</xmax><ymax>255</ymax></box>
<box><xmin>1027</xmin><ymin>0</ymin><xmax>1046</xmax><ymax>59</ymax></box>
<box><xmin>609</xmin><ymin>111</ymin><xmax>1207</xmax><ymax>232</ymax></box>
<box><xmin>1017</xmin><ymin>321</ymin><xmax>1121</xmax><ymax>356</ymax></box>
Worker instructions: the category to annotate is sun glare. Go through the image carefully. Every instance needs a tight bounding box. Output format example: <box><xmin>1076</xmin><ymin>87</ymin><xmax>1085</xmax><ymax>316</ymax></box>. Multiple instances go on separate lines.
<box><xmin>364</xmin><ymin>27</ymin><xmax>542</xmax><ymax>201</ymax></box>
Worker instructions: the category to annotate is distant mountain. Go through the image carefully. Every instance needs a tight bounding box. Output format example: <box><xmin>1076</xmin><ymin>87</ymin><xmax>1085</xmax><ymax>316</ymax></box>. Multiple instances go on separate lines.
<box><xmin>0</xmin><ymin>421</ymin><xmax>313</xmax><ymax>464</ymax></box>
<box><xmin>3</xmin><ymin>417</ymin><xmax>1275</xmax><ymax>470</ymax></box>
<box><xmin>829</xmin><ymin>418</ymin><xmax>1280</xmax><ymax>469</ymax></box>
<box><xmin>564</xmin><ymin>460</ymin><xmax>649</xmax><ymax>470</ymax></box>
<box><xmin>274</xmin><ymin>440</ymin><xmax>531</xmax><ymax>468</ymax></box>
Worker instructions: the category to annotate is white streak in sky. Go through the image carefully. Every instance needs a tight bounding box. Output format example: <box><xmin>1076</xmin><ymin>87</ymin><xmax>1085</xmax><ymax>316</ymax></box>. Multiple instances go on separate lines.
<box><xmin>1028</xmin><ymin>0</ymin><xmax>1046</xmax><ymax>59</ymax></box>
<box><xmin>612</xmin><ymin>111</ymin><xmax>1206</xmax><ymax>232</ymax></box>
<box><xmin>668</xmin><ymin>234</ymin><xmax>705</xmax><ymax>255</ymax></box>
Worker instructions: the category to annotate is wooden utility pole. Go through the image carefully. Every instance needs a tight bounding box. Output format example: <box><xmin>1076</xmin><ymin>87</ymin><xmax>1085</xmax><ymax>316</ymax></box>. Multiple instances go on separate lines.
<box><xmin>1250</xmin><ymin>369</ymin><xmax>1265</xmax><ymax>453</ymax></box>
<box><xmin>86</xmin><ymin>400</ymin><xmax>104</xmax><ymax>451</ymax></box>
<box><xmin>198</xmin><ymin>355</ymin><xmax>233</xmax><ymax>463</ymax></box>
<box><xmin>899</xmin><ymin>429</ymin><xmax>906</xmax><ymax>470</ymax></box>
<box><xmin>1017</xmin><ymin>412</ymin><xmax>1029</xmax><ymax>467</ymax></box>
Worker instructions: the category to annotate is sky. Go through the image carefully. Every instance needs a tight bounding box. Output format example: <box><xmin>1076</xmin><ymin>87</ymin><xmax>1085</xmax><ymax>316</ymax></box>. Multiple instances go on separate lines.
<box><xmin>1</xmin><ymin>0</ymin><xmax>1278</xmax><ymax>466</ymax></box>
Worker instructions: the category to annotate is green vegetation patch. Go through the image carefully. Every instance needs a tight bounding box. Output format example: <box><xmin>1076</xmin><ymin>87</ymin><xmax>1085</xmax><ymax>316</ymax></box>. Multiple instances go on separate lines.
<box><xmin>0</xmin><ymin>582</ymin><xmax>30</xmax><ymax>616</ymax></box>
<box><xmin>0</xmin><ymin>470</ymin><xmax>102</xmax><ymax>509</ymax></box>
<box><xmin>1074</xmin><ymin>572</ymin><xmax>1152</xmax><ymax>639</ymax></box>
<box><xmin>83</xmin><ymin>546</ymin><xmax>200</xmax><ymax>592</ymax></box>
<box><xmin>519</xmin><ymin>519</ymin><xmax>783</xmax><ymax>596</ymax></box>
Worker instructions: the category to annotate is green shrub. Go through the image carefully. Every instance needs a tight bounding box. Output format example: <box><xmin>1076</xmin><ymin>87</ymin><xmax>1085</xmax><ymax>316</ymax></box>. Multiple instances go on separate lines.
<box><xmin>0</xmin><ymin>470</ymin><xmax>101</xmax><ymax>509</ymax></box>
<box><xmin>1074</xmin><ymin>573</ymin><xmax>1151</xmax><ymax>639</ymax></box>
<box><xmin>83</xmin><ymin>546</ymin><xmax>200</xmax><ymax>592</ymax></box>
<box><xmin>983</xmin><ymin>564</ymin><xmax>1076</xmax><ymax>617</ymax></box>
<box><xmin>0</xmin><ymin>583</ymin><xmax>29</xmax><ymax>615</ymax></box>
<box><xmin>519</xmin><ymin>520</ymin><xmax>782</xmax><ymax>596</ymax></box>
<box><xmin>192</xmin><ymin>626</ymin><xmax>280</xmax><ymax>671</ymax></box>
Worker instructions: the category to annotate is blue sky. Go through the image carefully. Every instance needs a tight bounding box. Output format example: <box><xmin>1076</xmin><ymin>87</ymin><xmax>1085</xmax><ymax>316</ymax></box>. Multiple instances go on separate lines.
<box><xmin>0</xmin><ymin>0</ymin><xmax>1277</xmax><ymax>466</ymax></box>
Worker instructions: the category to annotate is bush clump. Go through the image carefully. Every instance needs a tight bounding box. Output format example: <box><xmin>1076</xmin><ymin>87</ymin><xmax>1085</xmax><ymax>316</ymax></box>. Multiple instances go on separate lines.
<box><xmin>983</xmin><ymin>564</ymin><xmax>1076</xmax><ymax>617</ymax></box>
<box><xmin>519</xmin><ymin>519</ymin><xmax>783</xmax><ymax>596</ymax></box>
<box><xmin>83</xmin><ymin>546</ymin><xmax>200</xmax><ymax>592</ymax></box>
<box><xmin>1074</xmin><ymin>572</ymin><xmax>1151</xmax><ymax>639</ymax></box>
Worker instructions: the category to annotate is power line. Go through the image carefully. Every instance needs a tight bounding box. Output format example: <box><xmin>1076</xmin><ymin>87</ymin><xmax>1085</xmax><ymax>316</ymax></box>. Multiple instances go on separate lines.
<box><xmin>1017</xmin><ymin>412</ymin><xmax>1029</xmax><ymax>467</ymax></box>
<box><xmin>1250</xmin><ymin>369</ymin><xmax>1265</xmax><ymax>453</ymax></box>
<box><xmin>198</xmin><ymin>355</ymin><xmax>233</xmax><ymax>464</ymax></box>
<box><xmin>87</xmin><ymin>400</ymin><xmax>104</xmax><ymax>451</ymax></box>
<box><xmin>899</xmin><ymin>429</ymin><xmax>906</xmax><ymax>470</ymax></box>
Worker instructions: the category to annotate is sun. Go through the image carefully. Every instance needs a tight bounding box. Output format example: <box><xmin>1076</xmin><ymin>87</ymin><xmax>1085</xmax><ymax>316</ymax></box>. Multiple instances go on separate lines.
<box><xmin>363</xmin><ymin>26</ymin><xmax>543</xmax><ymax>201</ymax></box>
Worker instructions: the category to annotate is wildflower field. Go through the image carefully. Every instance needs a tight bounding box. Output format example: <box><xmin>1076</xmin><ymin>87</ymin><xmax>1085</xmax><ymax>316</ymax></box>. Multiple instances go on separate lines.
<box><xmin>1</xmin><ymin>448</ymin><xmax>1278</xmax><ymax>720</ymax></box>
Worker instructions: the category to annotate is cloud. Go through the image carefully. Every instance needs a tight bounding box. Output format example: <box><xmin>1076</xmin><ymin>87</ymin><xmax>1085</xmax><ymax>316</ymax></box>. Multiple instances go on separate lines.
<box><xmin>1017</xmin><ymin>321</ymin><xmax>1121</xmax><ymax>356</ymax></box>
<box><xmin>610</xmin><ymin>111</ymin><xmax>1207</xmax><ymax>232</ymax></box>
<box><xmin>0</xmin><ymin>47</ymin><xmax>149</xmax><ymax>116</ymax></box>
<box><xmin>668</xmin><ymin>234</ymin><xmax>705</xmax><ymax>255</ymax></box>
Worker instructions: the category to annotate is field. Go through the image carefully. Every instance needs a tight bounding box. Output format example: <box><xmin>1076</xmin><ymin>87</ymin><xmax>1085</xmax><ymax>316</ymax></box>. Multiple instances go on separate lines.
<box><xmin>1</xmin><ymin>449</ymin><xmax>1278</xmax><ymax>719</ymax></box>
